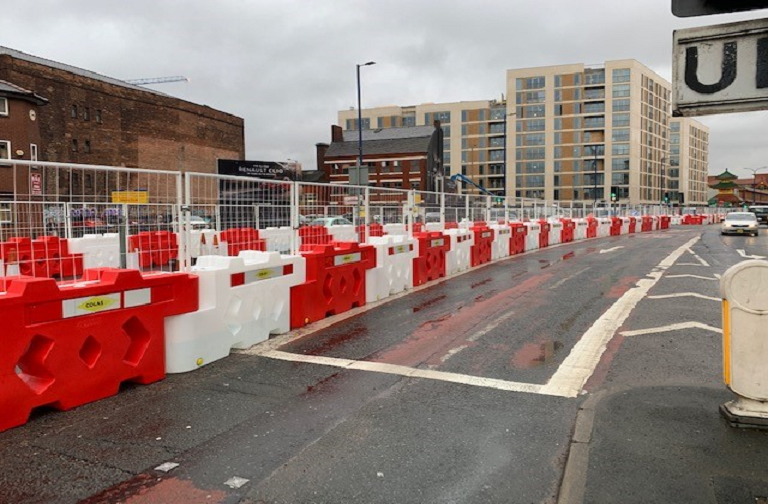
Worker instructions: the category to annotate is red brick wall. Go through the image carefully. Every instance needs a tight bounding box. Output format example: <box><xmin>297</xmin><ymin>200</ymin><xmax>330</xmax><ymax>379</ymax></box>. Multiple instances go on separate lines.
<box><xmin>0</xmin><ymin>54</ymin><xmax>245</xmax><ymax>172</ymax></box>
<box><xmin>0</xmin><ymin>96</ymin><xmax>43</xmax><ymax>196</ymax></box>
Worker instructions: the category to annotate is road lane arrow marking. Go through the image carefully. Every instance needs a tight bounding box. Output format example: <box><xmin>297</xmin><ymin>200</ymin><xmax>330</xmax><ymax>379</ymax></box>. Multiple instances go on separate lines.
<box><xmin>685</xmin><ymin>247</ymin><xmax>710</xmax><ymax>266</ymax></box>
<box><xmin>737</xmin><ymin>249</ymin><xmax>766</xmax><ymax>259</ymax></box>
<box><xmin>620</xmin><ymin>321</ymin><xmax>720</xmax><ymax>337</ymax></box>
<box><xmin>599</xmin><ymin>246</ymin><xmax>624</xmax><ymax>254</ymax></box>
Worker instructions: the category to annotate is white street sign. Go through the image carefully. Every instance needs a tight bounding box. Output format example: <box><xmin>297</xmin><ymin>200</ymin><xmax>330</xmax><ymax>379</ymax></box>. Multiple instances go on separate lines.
<box><xmin>673</xmin><ymin>18</ymin><xmax>768</xmax><ymax>116</ymax></box>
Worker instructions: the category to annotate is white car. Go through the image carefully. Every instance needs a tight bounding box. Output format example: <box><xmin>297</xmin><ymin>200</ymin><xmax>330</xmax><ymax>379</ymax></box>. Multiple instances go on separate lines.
<box><xmin>310</xmin><ymin>216</ymin><xmax>353</xmax><ymax>227</ymax></box>
<box><xmin>721</xmin><ymin>212</ymin><xmax>759</xmax><ymax>237</ymax></box>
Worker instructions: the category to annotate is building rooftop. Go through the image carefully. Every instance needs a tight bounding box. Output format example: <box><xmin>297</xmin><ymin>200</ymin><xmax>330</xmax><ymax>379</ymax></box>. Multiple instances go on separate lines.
<box><xmin>0</xmin><ymin>78</ymin><xmax>48</xmax><ymax>105</ymax></box>
<box><xmin>0</xmin><ymin>46</ymin><xmax>166</xmax><ymax>96</ymax></box>
<box><xmin>327</xmin><ymin>126</ymin><xmax>435</xmax><ymax>158</ymax></box>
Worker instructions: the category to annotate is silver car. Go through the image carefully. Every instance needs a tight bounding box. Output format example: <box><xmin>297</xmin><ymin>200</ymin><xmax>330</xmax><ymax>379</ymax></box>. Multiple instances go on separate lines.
<box><xmin>721</xmin><ymin>212</ymin><xmax>759</xmax><ymax>237</ymax></box>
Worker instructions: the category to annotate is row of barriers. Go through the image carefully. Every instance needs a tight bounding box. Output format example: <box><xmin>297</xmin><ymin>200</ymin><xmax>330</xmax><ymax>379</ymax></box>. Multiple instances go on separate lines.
<box><xmin>0</xmin><ymin>160</ymin><xmax>726</xmax><ymax>432</ymax></box>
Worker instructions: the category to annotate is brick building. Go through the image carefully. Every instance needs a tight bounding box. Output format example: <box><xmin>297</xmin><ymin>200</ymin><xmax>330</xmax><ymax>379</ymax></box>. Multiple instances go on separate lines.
<box><xmin>0</xmin><ymin>46</ymin><xmax>245</xmax><ymax>201</ymax></box>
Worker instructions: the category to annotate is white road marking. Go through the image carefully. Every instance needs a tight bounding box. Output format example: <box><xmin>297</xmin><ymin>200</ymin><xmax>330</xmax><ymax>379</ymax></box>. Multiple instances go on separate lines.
<box><xmin>737</xmin><ymin>249</ymin><xmax>766</xmax><ymax>259</ymax></box>
<box><xmin>647</xmin><ymin>292</ymin><xmax>719</xmax><ymax>302</ymax></box>
<box><xmin>261</xmin><ymin>350</ymin><xmax>558</xmax><ymax>396</ymax></box>
<box><xmin>550</xmin><ymin>268</ymin><xmax>590</xmax><ymax>290</ymax></box>
<box><xmin>686</xmin><ymin>247</ymin><xmax>710</xmax><ymax>266</ymax></box>
<box><xmin>432</xmin><ymin>310</ymin><xmax>519</xmax><ymax>366</ymax></box>
<box><xmin>675</xmin><ymin>263</ymin><xmax>708</xmax><ymax>267</ymax></box>
<box><xmin>539</xmin><ymin>235</ymin><xmax>701</xmax><ymax>398</ymax></box>
<box><xmin>665</xmin><ymin>274</ymin><xmax>718</xmax><ymax>280</ymax></box>
<box><xmin>620</xmin><ymin>321</ymin><xmax>720</xmax><ymax>337</ymax></box>
<box><xmin>599</xmin><ymin>246</ymin><xmax>624</xmax><ymax>254</ymax></box>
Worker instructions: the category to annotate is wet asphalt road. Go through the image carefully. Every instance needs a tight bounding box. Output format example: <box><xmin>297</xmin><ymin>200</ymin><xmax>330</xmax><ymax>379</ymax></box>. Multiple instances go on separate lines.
<box><xmin>0</xmin><ymin>225</ymin><xmax>765</xmax><ymax>504</ymax></box>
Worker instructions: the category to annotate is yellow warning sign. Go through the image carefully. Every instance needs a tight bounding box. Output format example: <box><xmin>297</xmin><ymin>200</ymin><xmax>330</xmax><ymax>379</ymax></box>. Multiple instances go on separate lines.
<box><xmin>111</xmin><ymin>191</ymin><xmax>149</xmax><ymax>204</ymax></box>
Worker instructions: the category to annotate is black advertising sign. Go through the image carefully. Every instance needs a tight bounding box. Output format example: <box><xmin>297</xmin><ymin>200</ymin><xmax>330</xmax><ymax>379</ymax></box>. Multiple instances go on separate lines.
<box><xmin>217</xmin><ymin>159</ymin><xmax>299</xmax><ymax>181</ymax></box>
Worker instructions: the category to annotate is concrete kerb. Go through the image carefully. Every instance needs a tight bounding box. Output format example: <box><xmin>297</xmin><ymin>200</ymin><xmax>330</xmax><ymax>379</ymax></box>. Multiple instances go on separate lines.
<box><xmin>557</xmin><ymin>390</ymin><xmax>607</xmax><ymax>504</ymax></box>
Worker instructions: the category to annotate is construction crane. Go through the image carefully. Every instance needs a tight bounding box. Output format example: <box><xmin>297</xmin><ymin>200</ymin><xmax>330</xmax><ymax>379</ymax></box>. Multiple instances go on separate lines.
<box><xmin>450</xmin><ymin>173</ymin><xmax>495</xmax><ymax>196</ymax></box>
<box><xmin>125</xmin><ymin>76</ymin><xmax>189</xmax><ymax>86</ymax></box>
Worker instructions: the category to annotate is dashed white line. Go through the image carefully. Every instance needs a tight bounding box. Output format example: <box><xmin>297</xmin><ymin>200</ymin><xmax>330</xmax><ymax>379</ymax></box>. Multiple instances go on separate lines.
<box><xmin>261</xmin><ymin>350</ymin><xmax>558</xmax><ymax>396</ymax></box>
<box><xmin>647</xmin><ymin>292</ymin><xmax>719</xmax><ymax>302</ymax></box>
<box><xmin>620</xmin><ymin>321</ymin><xmax>720</xmax><ymax>337</ymax></box>
<box><xmin>539</xmin><ymin>235</ymin><xmax>702</xmax><ymax>398</ymax></box>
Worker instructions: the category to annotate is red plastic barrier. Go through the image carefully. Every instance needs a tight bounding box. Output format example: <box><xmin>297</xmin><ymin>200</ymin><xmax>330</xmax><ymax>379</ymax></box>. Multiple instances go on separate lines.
<box><xmin>509</xmin><ymin>223</ymin><xmax>527</xmax><ymax>255</ymax></box>
<box><xmin>470</xmin><ymin>226</ymin><xmax>494</xmax><ymax>267</ymax></box>
<box><xmin>218</xmin><ymin>228</ymin><xmax>265</xmax><ymax>257</ymax></box>
<box><xmin>444</xmin><ymin>222</ymin><xmax>459</xmax><ymax>230</ymax></box>
<box><xmin>0</xmin><ymin>268</ymin><xmax>199</xmax><ymax>432</ymax></box>
<box><xmin>298</xmin><ymin>225</ymin><xmax>332</xmax><ymax>251</ymax></box>
<box><xmin>682</xmin><ymin>214</ymin><xmax>704</xmax><ymax>225</ymax></box>
<box><xmin>290</xmin><ymin>242</ymin><xmax>376</xmax><ymax>328</ymax></box>
<box><xmin>128</xmin><ymin>231</ymin><xmax>180</xmax><ymax>268</ymax></box>
<box><xmin>538</xmin><ymin>219</ymin><xmax>550</xmax><ymax>249</ymax></box>
<box><xmin>609</xmin><ymin>217</ymin><xmax>622</xmax><ymax>236</ymax></box>
<box><xmin>409</xmin><ymin>222</ymin><xmax>425</xmax><ymax>234</ymax></box>
<box><xmin>356</xmin><ymin>223</ymin><xmax>384</xmax><ymax>242</ymax></box>
<box><xmin>0</xmin><ymin>237</ymin><xmax>83</xmax><ymax>278</ymax></box>
<box><xmin>659</xmin><ymin>215</ymin><xmax>671</xmax><ymax>230</ymax></box>
<box><xmin>560</xmin><ymin>219</ymin><xmax>575</xmax><ymax>243</ymax></box>
<box><xmin>413</xmin><ymin>231</ymin><xmax>451</xmax><ymax>286</ymax></box>
<box><xmin>628</xmin><ymin>217</ymin><xmax>637</xmax><ymax>233</ymax></box>
<box><xmin>641</xmin><ymin>216</ymin><xmax>653</xmax><ymax>232</ymax></box>
<box><xmin>586</xmin><ymin>217</ymin><xmax>598</xmax><ymax>239</ymax></box>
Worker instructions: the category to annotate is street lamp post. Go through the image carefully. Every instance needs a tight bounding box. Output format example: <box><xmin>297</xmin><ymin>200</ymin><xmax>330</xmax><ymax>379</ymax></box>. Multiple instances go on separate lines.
<box><xmin>661</xmin><ymin>156</ymin><xmax>666</xmax><ymax>206</ymax></box>
<box><xmin>744</xmin><ymin>166</ymin><xmax>768</xmax><ymax>205</ymax></box>
<box><xmin>592</xmin><ymin>146</ymin><xmax>599</xmax><ymax>208</ymax></box>
<box><xmin>356</xmin><ymin>61</ymin><xmax>376</xmax><ymax>172</ymax></box>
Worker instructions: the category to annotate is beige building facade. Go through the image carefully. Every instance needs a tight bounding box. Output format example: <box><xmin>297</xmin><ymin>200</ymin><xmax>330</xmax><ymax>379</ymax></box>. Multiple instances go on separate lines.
<box><xmin>338</xmin><ymin>59</ymin><xmax>709</xmax><ymax>205</ymax></box>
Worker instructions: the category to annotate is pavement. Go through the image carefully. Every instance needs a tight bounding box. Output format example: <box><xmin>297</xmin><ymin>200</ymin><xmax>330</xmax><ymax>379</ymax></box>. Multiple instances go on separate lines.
<box><xmin>1</xmin><ymin>224</ymin><xmax>768</xmax><ymax>504</ymax></box>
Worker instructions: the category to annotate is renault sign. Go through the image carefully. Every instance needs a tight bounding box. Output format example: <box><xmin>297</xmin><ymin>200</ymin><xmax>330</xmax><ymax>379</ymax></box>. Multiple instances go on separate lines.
<box><xmin>673</xmin><ymin>18</ymin><xmax>768</xmax><ymax>116</ymax></box>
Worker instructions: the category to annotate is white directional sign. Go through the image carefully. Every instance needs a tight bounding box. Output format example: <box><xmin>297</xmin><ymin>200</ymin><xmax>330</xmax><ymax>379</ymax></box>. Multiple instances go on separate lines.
<box><xmin>673</xmin><ymin>18</ymin><xmax>768</xmax><ymax>116</ymax></box>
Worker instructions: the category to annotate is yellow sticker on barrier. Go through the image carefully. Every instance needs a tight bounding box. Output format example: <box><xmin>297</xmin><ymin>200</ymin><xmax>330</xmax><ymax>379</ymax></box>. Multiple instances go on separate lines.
<box><xmin>334</xmin><ymin>252</ymin><xmax>361</xmax><ymax>266</ymax></box>
<box><xmin>244</xmin><ymin>267</ymin><xmax>282</xmax><ymax>284</ymax></box>
<box><xmin>394</xmin><ymin>245</ymin><xmax>407</xmax><ymax>254</ymax></box>
<box><xmin>63</xmin><ymin>293</ymin><xmax>122</xmax><ymax>318</ymax></box>
<box><xmin>430</xmin><ymin>239</ymin><xmax>444</xmax><ymax>248</ymax></box>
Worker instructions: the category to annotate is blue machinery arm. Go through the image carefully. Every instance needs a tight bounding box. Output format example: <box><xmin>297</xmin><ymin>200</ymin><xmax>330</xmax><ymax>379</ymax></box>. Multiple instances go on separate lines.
<box><xmin>449</xmin><ymin>173</ymin><xmax>495</xmax><ymax>196</ymax></box>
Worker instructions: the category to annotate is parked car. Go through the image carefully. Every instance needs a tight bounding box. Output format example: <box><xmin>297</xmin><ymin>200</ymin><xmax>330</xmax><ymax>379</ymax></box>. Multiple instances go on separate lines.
<box><xmin>311</xmin><ymin>216</ymin><xmax>353</xmax><ymax>227</ymax></box>
<box><xmin>748</xmin><ymin>205</ymin><xmax>768</xmax><ymax>225</ymax></box>
<box><xmin>721</xmin><ymin>212</ymin><xmax>759</xmax><ymax>236</ymax></box>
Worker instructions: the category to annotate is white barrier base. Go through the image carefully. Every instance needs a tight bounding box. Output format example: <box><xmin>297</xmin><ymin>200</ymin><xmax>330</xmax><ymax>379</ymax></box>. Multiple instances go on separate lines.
<box><xmin>573</xmin><ymin>219</ymin><xmax>588</xmax><ymax>241</ymax></box>
<box><xmin>261</xmin><ymin>226</ymin><xmax>293</xmax><ymax>253</ymax></box>
<box><xmin>548</xmin><ymin>221</ymin><xmax>563</xmax><ymax>246</ymax></box>
<box><xmin>327</xmin><ymin>225</ymin><xmax>358</xmax><ymax>243</ymax></box>
<box><xmin>67</xmin><ymin>233</ymin><xmax>121</xmax><ymax>269</ymax></box>
<box><xmin>524</xmin><ymin>223</ymin><xmax>541</xmax><ymax>251</ymax></box>
<box><xmin>444</xmin><ymin>229</ymin><xmax>473</xmax><ymax>275</ymax></box>
<box><xmin>383</xmin><ymin>223</ymin><xmax>407</xmax><ymax>236</ymax></box>
<box><xmin>164</xmin><ymin>251</ymin><xmax>306</xmax><ymax>373</ymax></box>
<box><xmin>365</xmin><ymin>235</ymin><xmax>416</xmax><ymax>303</ymax></box>
<box><xmin>490</xmin><ymin>224</ymin><xmax>511</xmax><ymax>260</ymax></box>
<box><xmin>596</xmin><ymin>218</ymin><xmax>612</xmax><ymax>238</ymax></box>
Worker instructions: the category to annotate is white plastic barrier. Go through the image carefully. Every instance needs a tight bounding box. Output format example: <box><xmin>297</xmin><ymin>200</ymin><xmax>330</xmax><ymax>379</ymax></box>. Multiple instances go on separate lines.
<box><xmin>524</xmin><ymin>222</ymin><xmax>541</xmax><ymax>251</ymax></box>
<box><xmin>186</xmin><ymin>230</ymin><xmax>221</xmax><ymax>258</ymax></box>
<box><xmin>365</xmin><ymin>235</ymin><xmax>417</xmax><ymax>303</ymax></box>
<box><xmin>573</xmin><ymin>219</ymin><xmax>588</xmax><ymax>241</ymax></box>
<box><xmin>384</xmin><ymin>223</ymin><xmax>407</xmax><ymax>236</ymax></box>
<box><xmin>671</xmin><ymin>216</ymin><xmax>683</xmax><ymax>226</ymax></box>
<box><xmin>327</xmin><ymin>225</ymin><xmax>358</xmax><ymax>243</ymax></box>
<box><xmin>490</xmin><ymin>224</ymin><xmax>511</xmax><ymax>260</ymax></box>
<box><xmin>164</xmin><ymin>251</ymin><xmax>306</xmax><ymax>374</ymax></box>
<box><xmin>260</xmin><ymin>226</ymin><xmax>293</xmax><ymax>253</ymax></box>
<box><xmin>548</xmin><ymin>220</ymin><xmax>563</xmax><ymax>246</ymax></box>
<box><xmin>620</xmin><ymin>217</ymin><xmax>631</xmax><ymax>235</ymax></box>
<box><xmin>596</xmin><ymin>218</ymin><xmax>612</xmax><ymax>238</ymax></box>
<box><xmin>425</xmin><ymin>222</ymin><xmax>444</xmax><ymax>232</ymax></box>
<box><xmin>444</xmin><ymin>228</ymin><xmax>473</xmax><ymax>275</ymax></box>
<box><xmin>67</xmin><ymin>233</ymin><xmax>121</xmax><ymax>269</ymax></box>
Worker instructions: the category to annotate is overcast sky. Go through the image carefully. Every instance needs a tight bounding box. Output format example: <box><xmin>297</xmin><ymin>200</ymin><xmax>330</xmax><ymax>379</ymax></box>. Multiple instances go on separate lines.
<box><xmin>2</xmin><ymin>0</ymin><xmax>767</xmax><ymax>179</ymax></box>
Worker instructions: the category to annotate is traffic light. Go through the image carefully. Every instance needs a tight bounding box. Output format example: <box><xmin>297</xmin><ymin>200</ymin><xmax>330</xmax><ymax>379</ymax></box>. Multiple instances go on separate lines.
<box><xmin>663</xmin><ymin>192</ymin><xmax>670</xmax><ymax>204</ymax></box>
<box><xmin>610</xmin><ymin>186</ymin><xmax>618</xmax><ymax>202</ymax></box>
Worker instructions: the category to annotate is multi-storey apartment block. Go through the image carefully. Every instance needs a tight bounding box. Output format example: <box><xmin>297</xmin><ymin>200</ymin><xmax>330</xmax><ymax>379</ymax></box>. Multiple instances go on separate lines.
<box><xmin>338</xmin><ymin>59</ymin><xmax>709</xmax><ymax>205</ymax></box>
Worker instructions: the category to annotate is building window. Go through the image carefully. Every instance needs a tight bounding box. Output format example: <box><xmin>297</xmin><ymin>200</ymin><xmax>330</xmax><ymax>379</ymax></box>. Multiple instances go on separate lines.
<box><xmin>84</xmin><ymin>140</ymin><xmax>91</xmax><ymax>153</ymax></box>
<box><xmin>71</xmin><ymin>104</ymin><xmax>78</xmax><ymax>118</ymax></box>
<box><xmin>0</xmin><ymin>97</ymin><xmax>7</xmax><ymax>116</ymax></box>
<box><xmin>612</xmin><ymin>129</ymin><xmax>630</xmax><ymax>142</ymax></box>
<box><xmin>612</xmin><ymin>68</ymin><xmax>631</xmax><ymax>83</ymax></box>
<box><xmin>72</xmin><ymin>139</ymin><xmax>78</xmax><ymax>152</ymax></box>
<box><xmin>0</xmin><ymin>140</ymin><xmax>10</xmax><ymax>159</ymax></box>
<box><xmin>612</xmin><ymin>113</ymin><xmax>630</xmax><ymax>127</ymax></box>
<box><xmin>30</xmin><ymin>143</ymin><xmax>38</xmax><ymax>162</ymax></box>
<box><xmin>84</xmin><ymin>107</ymin><xmax>90</xmax><ymax>121</ymax></box>
<box><xmin>612</xmin><ymin>99</ymin><xmax>630</xmax><ymax>112</ymax></box>
<box><xmin>402</xmin><ymin>115</ymin><xmax>415</xmax><ymax>127</ymax></box>
<box><xmin>612</xmin><ymin>84</ymin><xmax>631</xmax><ymax>98</ymax></box>
<box><xmin>612</xmin><ymin>143</ymin><xmax>630</xmax><ymax>156</ymax></box>
<box><xmin>0</xmin><ymin>202</ymin><xmax>10</xmax><ymax>223</ymax></box>
<box><xmin>96</xmin><ymin>109</ymin><xmax>103</xmax><ymax>123</ymax></box>
<box><xmin>612</xmin><ymin>158</ymin><xmax>630</xmax><ymax>171</ymax></box>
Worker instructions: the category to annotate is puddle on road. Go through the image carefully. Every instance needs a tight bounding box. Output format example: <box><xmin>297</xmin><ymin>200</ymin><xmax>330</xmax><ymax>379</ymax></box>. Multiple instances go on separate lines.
<box><xmin>562</xmin><ymin>251</ymin><xmax>575</xmax><ymax>260</ymax></box>
<box><xmin>412</xmin><ymin>295</ymin><xmax>447</xmax><ymax>313</ymax></box>
<box><xmin>510</xmin><ymin>340</ymin><xmax>564</xmax><ymax>368</ymax></box>
<box><xmin>305</xmin><ymin>326</ymin><xmax>368</xmax><ymax>355</ymax></box>
<box><xmin>470</xmin><ymin>278</ymin><xmax>492</xmax><ymax>289</ymax></box>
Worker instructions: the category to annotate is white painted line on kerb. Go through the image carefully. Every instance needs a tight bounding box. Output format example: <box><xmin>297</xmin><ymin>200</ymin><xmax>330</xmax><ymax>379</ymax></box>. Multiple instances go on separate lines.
<box><xmin>686</xmin><ymin>247</ymin><xmax>710</xmax><ymax>267</ymax></box>
<box><xmin>647</xmin><ymin>292</ymin><xmax>720</xmax><ymax>302</ymax></box>
<box><xmin>539</xmin><ymin>235</ymin><xmax>701</xmax><ymax>398</ymax></box>
<box><xmin>262</xmin><ymin>350</ymin><xmax>558</xmax><ymax>396</ymax></box>
<box><xmin>666</xmin><ymin>274</ymin><xmax>719</xmax><ymax>281</ymax></box>
<box><xmin>620</xmin><ymin>321</ymin><xmax>720</xmax><ymax>337</ymax></box>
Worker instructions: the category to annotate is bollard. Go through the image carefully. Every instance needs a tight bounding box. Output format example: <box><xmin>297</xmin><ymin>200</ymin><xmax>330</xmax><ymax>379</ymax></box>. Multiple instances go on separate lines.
<box><xmin>720</xmin><ymin>259</ymin><xmax>768</xmax><ymax>428</ymax></box>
